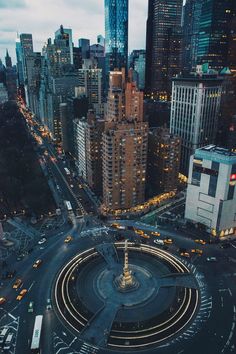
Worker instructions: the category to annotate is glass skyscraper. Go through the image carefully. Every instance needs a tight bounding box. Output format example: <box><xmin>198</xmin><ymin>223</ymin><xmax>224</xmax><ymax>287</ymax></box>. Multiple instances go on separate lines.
<box><xmin>104</xmin><ymin>0</ymin><xmax>128</xmax><ymax>73</ymax></box>
<box><xmin>145</xmin><ymin>0</ymin><xmax>182</xmax><ymax>100</ymax></box>
<box><xmin>182</xmin><ymin>0</ymin><xmax>203</xmax><ymax>74</ymax></box>
<box><xmin>197</xmin><ymin>0</ymin><xmax>236</xmax><ymax>71</ymax></box>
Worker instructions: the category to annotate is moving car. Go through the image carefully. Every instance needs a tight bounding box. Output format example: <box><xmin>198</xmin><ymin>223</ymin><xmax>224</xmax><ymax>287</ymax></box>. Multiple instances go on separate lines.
<box><xmin>191</xmin><ymin>249</ymin><xmax>203</xmax><ymax>255</ymax></box>
<box><xmin>33</xmin><ymin>259</ymin><xmax>42</xmax><ymax>268</ymax></box>
<box><xmin>207</xmin><ymin>257</ymin><xmax>217</xmax><ymax>262</ymax></box>
<box><xmin>140</xmin><ymin>233</ymin><xmax>150</xmax><ymax>239</ymax></box>
<box><xmin>13</xmin><ymin>279</ymin><xmax>22</xmax><ymax>289</ymax></box>
<box><xmin>0</xmin><ymin>297</ymin><xmax>6</xmax><ymax>305</ymax></box>
<box><xmin>195</xmin><ymin>239</ymin><xmax>206</xmax><ymax>245</ymax></box>
<box><xmin>38</xmin><ymin>237</ymin><xmax>47</xmax><ymax>245</ymax></box>
<box><xmin>164</xmin><ymin>238</ymin><xmax>173</xmax><ymax>244</ymax></box>
<box><xmin>151</xmin><ymin>231</ymin><xmax>161</xmax><ymax>237</ymax></box>
<box><xmin>180</xmin><ymin>252</ymin><xmax>190</xmax><ymax>258</ymax></box>
<box><xmin>154</xmin><ymin>239</ymin><xmax>164</xmax><ymax>245</ymax></box>
<box><xmin>64</xmin><ymin>235</ymin><xmax>73</xmax><ymax>243</ymax></box>
<box><xmin>16</xmin><ymin>289</ymin><xmax>27</xmax><ymax>301</ymax></box>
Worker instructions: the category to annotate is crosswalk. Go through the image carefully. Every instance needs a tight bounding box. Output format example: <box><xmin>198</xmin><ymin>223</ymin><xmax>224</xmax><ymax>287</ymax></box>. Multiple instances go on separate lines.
<box><xmin>0</xmin><ymin>315</ymin><xmax>19</xmax><ymax>354</ymax></box>
<box><xmin>79</xmin><ymin>343</ymin><xmax>99</xmax><ymax>354</ymax></box>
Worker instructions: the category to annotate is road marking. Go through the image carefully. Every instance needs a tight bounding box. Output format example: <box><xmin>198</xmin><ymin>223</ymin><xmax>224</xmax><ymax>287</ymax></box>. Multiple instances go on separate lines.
<box><xmin>28</xmin><ymin>281</ymin><xmax>35</xmax><ymax>292</ymax></box>
<box><xmin>7</xmin><ymin>313</ymin><xmax>17</xmax><ymax>321</ymax></box>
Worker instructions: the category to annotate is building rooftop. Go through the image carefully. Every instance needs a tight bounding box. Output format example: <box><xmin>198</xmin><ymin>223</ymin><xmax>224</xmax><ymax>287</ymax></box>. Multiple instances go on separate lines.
<box><xmin>172</xmin><ymin>74</ymin><xmax>224</xmax><ymax>84</ymax></box>
<box><xmin>195</xmin><ymin>145</ymin><xmax>236</xmax><ymax>164</ymax></box>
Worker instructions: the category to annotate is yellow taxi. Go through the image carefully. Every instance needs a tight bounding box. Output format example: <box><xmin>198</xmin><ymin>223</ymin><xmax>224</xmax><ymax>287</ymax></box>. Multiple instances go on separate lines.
<box><xmin>13</xmin><ymin>279</ymin><xmax>22</xmax><ymax>289</ymax></box>
<box><xmin>195</xmin><ymin>239</ymin><xmax>206</xmax><ymax>245</ymax></box>
<box><xmin>180</xmin><ymin>252</ymin><xmax>190</xmax><ymax>258</ymax></box>
<box><xmin>191</xmin><ymin>249</ymin><xmax>203</xmax><ymax>255</ymax></box>
<box><xmin>151</xmin><ymin>231</ymin><xmax>161</xmax><ymax>237</ymax></box>
<box><xmin>164</xmin><ymin>238</ymin><xmax>173</xmax><ymax>244</ymax></box>
<box><xmin>16</xmin><ymin>289</ymin><xmax>27</xmax><ymax>301</ymax></box>
<box><xmin>140</xmin><ymin>233</ymin><xmax>150</xmax><ymax>239</ymax></box>
<box><xmin>64</xmin><ymin>235</ymin><xmax>73</xmax><ymax>243</ymax></box>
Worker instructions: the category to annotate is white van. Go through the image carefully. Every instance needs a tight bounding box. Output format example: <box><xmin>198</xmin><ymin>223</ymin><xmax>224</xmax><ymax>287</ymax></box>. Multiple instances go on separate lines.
<box><xmin>154</xmin><ymin>239</ymin><xmax>164</xmax><ymax>245</ymax></box>
<box><xmin>3</xmin><ymin>333</ymin><xmax>13</xmax><ymax>350</ymax></box>
<box><xmin>0</xmin><ymin>327</ymin><xmax>8</xmax><ymax>344</ymax></box>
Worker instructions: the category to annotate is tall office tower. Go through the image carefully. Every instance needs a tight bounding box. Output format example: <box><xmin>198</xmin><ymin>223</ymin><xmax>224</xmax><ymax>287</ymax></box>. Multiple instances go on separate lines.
<box><xmin>44</xmin><ymin>28</ymin><xmax>73</xmax><ymax>77</ymax></box>
<box><xmin>0</xmin><ymin>83</ymin><xmax>8</xmax><ymax>104</ymax></box>
<box><xmin>78</xmin><ymin>64</ymin><xmax>103</xmax><ymax>115</ymax></box>
<box><xmin>86</xmin><ymin>110</ymin><xmax>105</xmax><ymax>196</ymax></box>
<box><xmin>19</xmin><ymin>33</ymin><xmax>33</xmax><ymax>81</ymax></box>
<box><xmin>5</xmin><ymin>66</ymin><xmax>17</xmax><ymax>101</ymax></box>
<box><xmin>170</xmin><ymin>70</ymin><xmax>223</xmax><ymax>174</ymax></box>
<box><xmin>4</xmin><ymin>50</ymin><xmax>17</xmax><ymax>100</ymax></box>
<box><xmin>102</xmin><ymin>70</ymin><xmax>148</xmax><ymax>211</ymax></box>
<box><xmin>145</xmin><ymin>0</ymin><xmax>182</xmax><ymax>100</ymax></box>
<box><xmin>228</xmin><ymin>17</ymin><xmax>236</xmax><ymax>72</ymax></box>
<box><xmin>227</xmin><ymin>115</ymin><xmax>236</xmax><ymax>150</ymax></box>
<box><xmin>78</xmin><ymin>38</ymin><xmax>90</xmax><ymax>59</ymax></box>
<box><xmin>185</xmin><ymin>145</ymin><xmax>236</xmax><ymax>239</ymax></box>
<box><xmin>16</xmin><ymin>34</ymin><xmax>24</xmax><ymax>88</ymax></box>
<box><xmin>197</xmin><ymin>0</ymin><xmax>236</xmax><ymax>71</ymax></box>
<box><xmin>148</xmin><ymin>127</ymin><xmax>181</xmax><ymax>195</ymax></box>
<box><xmin>134</xmin><ymin>52</ymin><xmax>146</xmax><ymax>91</ymax></box>
<box><xmin>55</xmin><ymin>26</ymin><xmax>73</xmax><ymax>65</ymax></box>
<box><xmin>50</xmin><ymin>73</ymin><xmax>81</xmax><ymax>140</ymax></box>
<box><xmin>182</xmin><ymin>0</ymin><xmax>203</xmax><ymax>74</ymax></box>
<box><xmin>105</xmin><ymin>0</ymin><xmax>128</xmax><ymax>73</ymax></box>
<box><xmin>73</xmin><ymin>47</ymin><xmax>83</xmax><ymax>70</ymax></box>
<box><xmin>97</xmin><ymin>35</ymin><xmax>105</xmax><ymax>47</ymax></box>
<box><xmin>5</xmin><ymin>50</ymin><xmax>12</xmax><ymax>68</ymax></box>
<box><xmin>24</xmin><ymin>52</ymin><xmax>42</xmax><ymax>114</ymax></box>
<box><xmin>74</xmin><ymin>117</ymin><xmax>87</xmax><ymax>179</ymax></box>
<box><xmin>129</xmin><ymin>50</ymin><xmax>146</xmax><ymax>90</ymax></box>
<box><xmin>90</xmin><ymin>44</ymin><xmax>105</xmax><ymax>59</ymax></box>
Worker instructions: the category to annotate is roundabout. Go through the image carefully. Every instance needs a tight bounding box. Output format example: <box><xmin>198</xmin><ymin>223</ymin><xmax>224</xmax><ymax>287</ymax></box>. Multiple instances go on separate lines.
<box><xmin>54</xmin><ymin>241</ymin><xmax>202</xmax><ymax>351</ymax></box>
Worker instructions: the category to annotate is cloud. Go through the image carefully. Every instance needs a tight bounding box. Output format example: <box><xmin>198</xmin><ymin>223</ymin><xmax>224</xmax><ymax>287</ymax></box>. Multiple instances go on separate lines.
<box><xmin>0</xmin><ymin>0</ymin><xmax>26</xmax><ymax>8</ymax></box>
<box><xmin>0</xmin><ymin>0</ymin><xmax>148</xmax><ymax>62</ymax></box>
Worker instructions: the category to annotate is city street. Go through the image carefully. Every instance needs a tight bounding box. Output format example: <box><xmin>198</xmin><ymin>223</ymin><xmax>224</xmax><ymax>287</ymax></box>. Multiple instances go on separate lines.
<box><xmin>1</xmin><ymin>219</ymin><xmax>236</xmax><ymax>354</ymax></box>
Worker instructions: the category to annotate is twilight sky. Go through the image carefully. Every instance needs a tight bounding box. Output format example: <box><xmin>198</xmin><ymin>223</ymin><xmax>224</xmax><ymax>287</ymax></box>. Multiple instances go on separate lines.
<box><xmin>0</xmin><ymin>0</ymin><xmax>148</xmax><ymax>64</ymax></box>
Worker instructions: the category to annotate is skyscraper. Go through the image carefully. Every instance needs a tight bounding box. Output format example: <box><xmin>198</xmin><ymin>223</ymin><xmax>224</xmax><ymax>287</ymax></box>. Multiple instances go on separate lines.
<box><xmin>145</xmin><ymin>0</ymin><xmax>182</xmax><ymax>100</ymax></box>
<box><xmin>78</xmin><ymin>38</ymin><xmax>90</xmax><ymax>59</ymax></box>
<box><xmin>5</xmin><ymin>50</ymin><xmax>12</xmax><ymax>68</ymax></box>
<box><xmin>102</xmin><ymin>70</ymin><xmax>148</xmax><ymax>211</ymax></box>
<box><xmin>105</xmin><ymin>0</ymin><xmax>128</xmax><ymax>73</ymax></box>
<box><xmin>197</xmin><ymin>0</ymin><xmax>236</xmax><ymax>71</ymax></box>
<box><xmin>148</xmin><ymin>127</ymin><xmax>181</xmax><ymax>195</ymax></box>
<box><xmin>55</xmin><ymin>26</ymin><xmax>73</xmax><ymax>65</ymax></box>
<box><xmin>170</xmin><ymin>70</ymin><xmax>223</xmax><ymax>174</ymax></box>
<box><xmin>182</xmin><ymin>0</ymin><xmax>203</xmax><ymax>74</ymax></box>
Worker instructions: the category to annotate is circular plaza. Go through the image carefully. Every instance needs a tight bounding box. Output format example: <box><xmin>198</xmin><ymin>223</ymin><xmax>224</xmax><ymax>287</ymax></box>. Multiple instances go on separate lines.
<box><xmin>54</xmin><ymin>242</ymin><xmax>201</xmax><ymax>351</ymax></box>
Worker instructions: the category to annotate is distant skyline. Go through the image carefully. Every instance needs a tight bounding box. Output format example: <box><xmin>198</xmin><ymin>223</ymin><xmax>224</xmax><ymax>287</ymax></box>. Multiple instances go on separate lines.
<box><xmin>0</xmin><ymin>0</ymin><xmax>148</xmax><ymax>63</ymax></box>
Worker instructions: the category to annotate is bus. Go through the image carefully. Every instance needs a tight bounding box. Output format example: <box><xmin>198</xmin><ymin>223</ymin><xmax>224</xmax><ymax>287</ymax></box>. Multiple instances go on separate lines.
<box><xmin>64</xmin><ymin>200</ymin><xmax>73</xmax><ymax>211</ymax></box>
<box><xmin>31</xmin><ymin>315</ymin><xmax>43</xmax><ymax>353</ymax></box>
<box><xmin>64</xmin><ymin>167</ymin><xmax>70</xmax><ymax>176</ymax></box>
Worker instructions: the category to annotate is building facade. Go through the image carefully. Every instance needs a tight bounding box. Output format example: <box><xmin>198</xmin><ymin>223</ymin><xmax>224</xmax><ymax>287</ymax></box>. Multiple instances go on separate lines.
<box><xmin>105</xmin><ymin>0</ymin><xmax>128</xmax><ymax>73</ymax></box>
<box><xmin>170</xmin><ymin>72</ymin><xmax>223</xmax><ymax>174</ymax></box>
<box><xmin>148</xmin><ymin>127</ymin><xmax>181</xmax><ymax>195</ymax></box>
<box><xmin>197</xmin><ymin>0</ymin><xmax>236</xmax><ymax>71</ymax></box>
<box><xmin>102</xmin><ymin>70</ymin><xmax>148</xmax><ymax>211</ymax></box>
<box><xmin>145</xmin><ymin>0</ymin><xmax>182</xmax><ymax>100</ymax></box>
<box><xmin>182</xmin><ymin>0</ymin><xmax>203</xmax><ymax>74</ymax></box>
<box><xmin>185</xmin><ymin>145</ymin><xmax>236</xmax><ymax>239</ymax></box>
